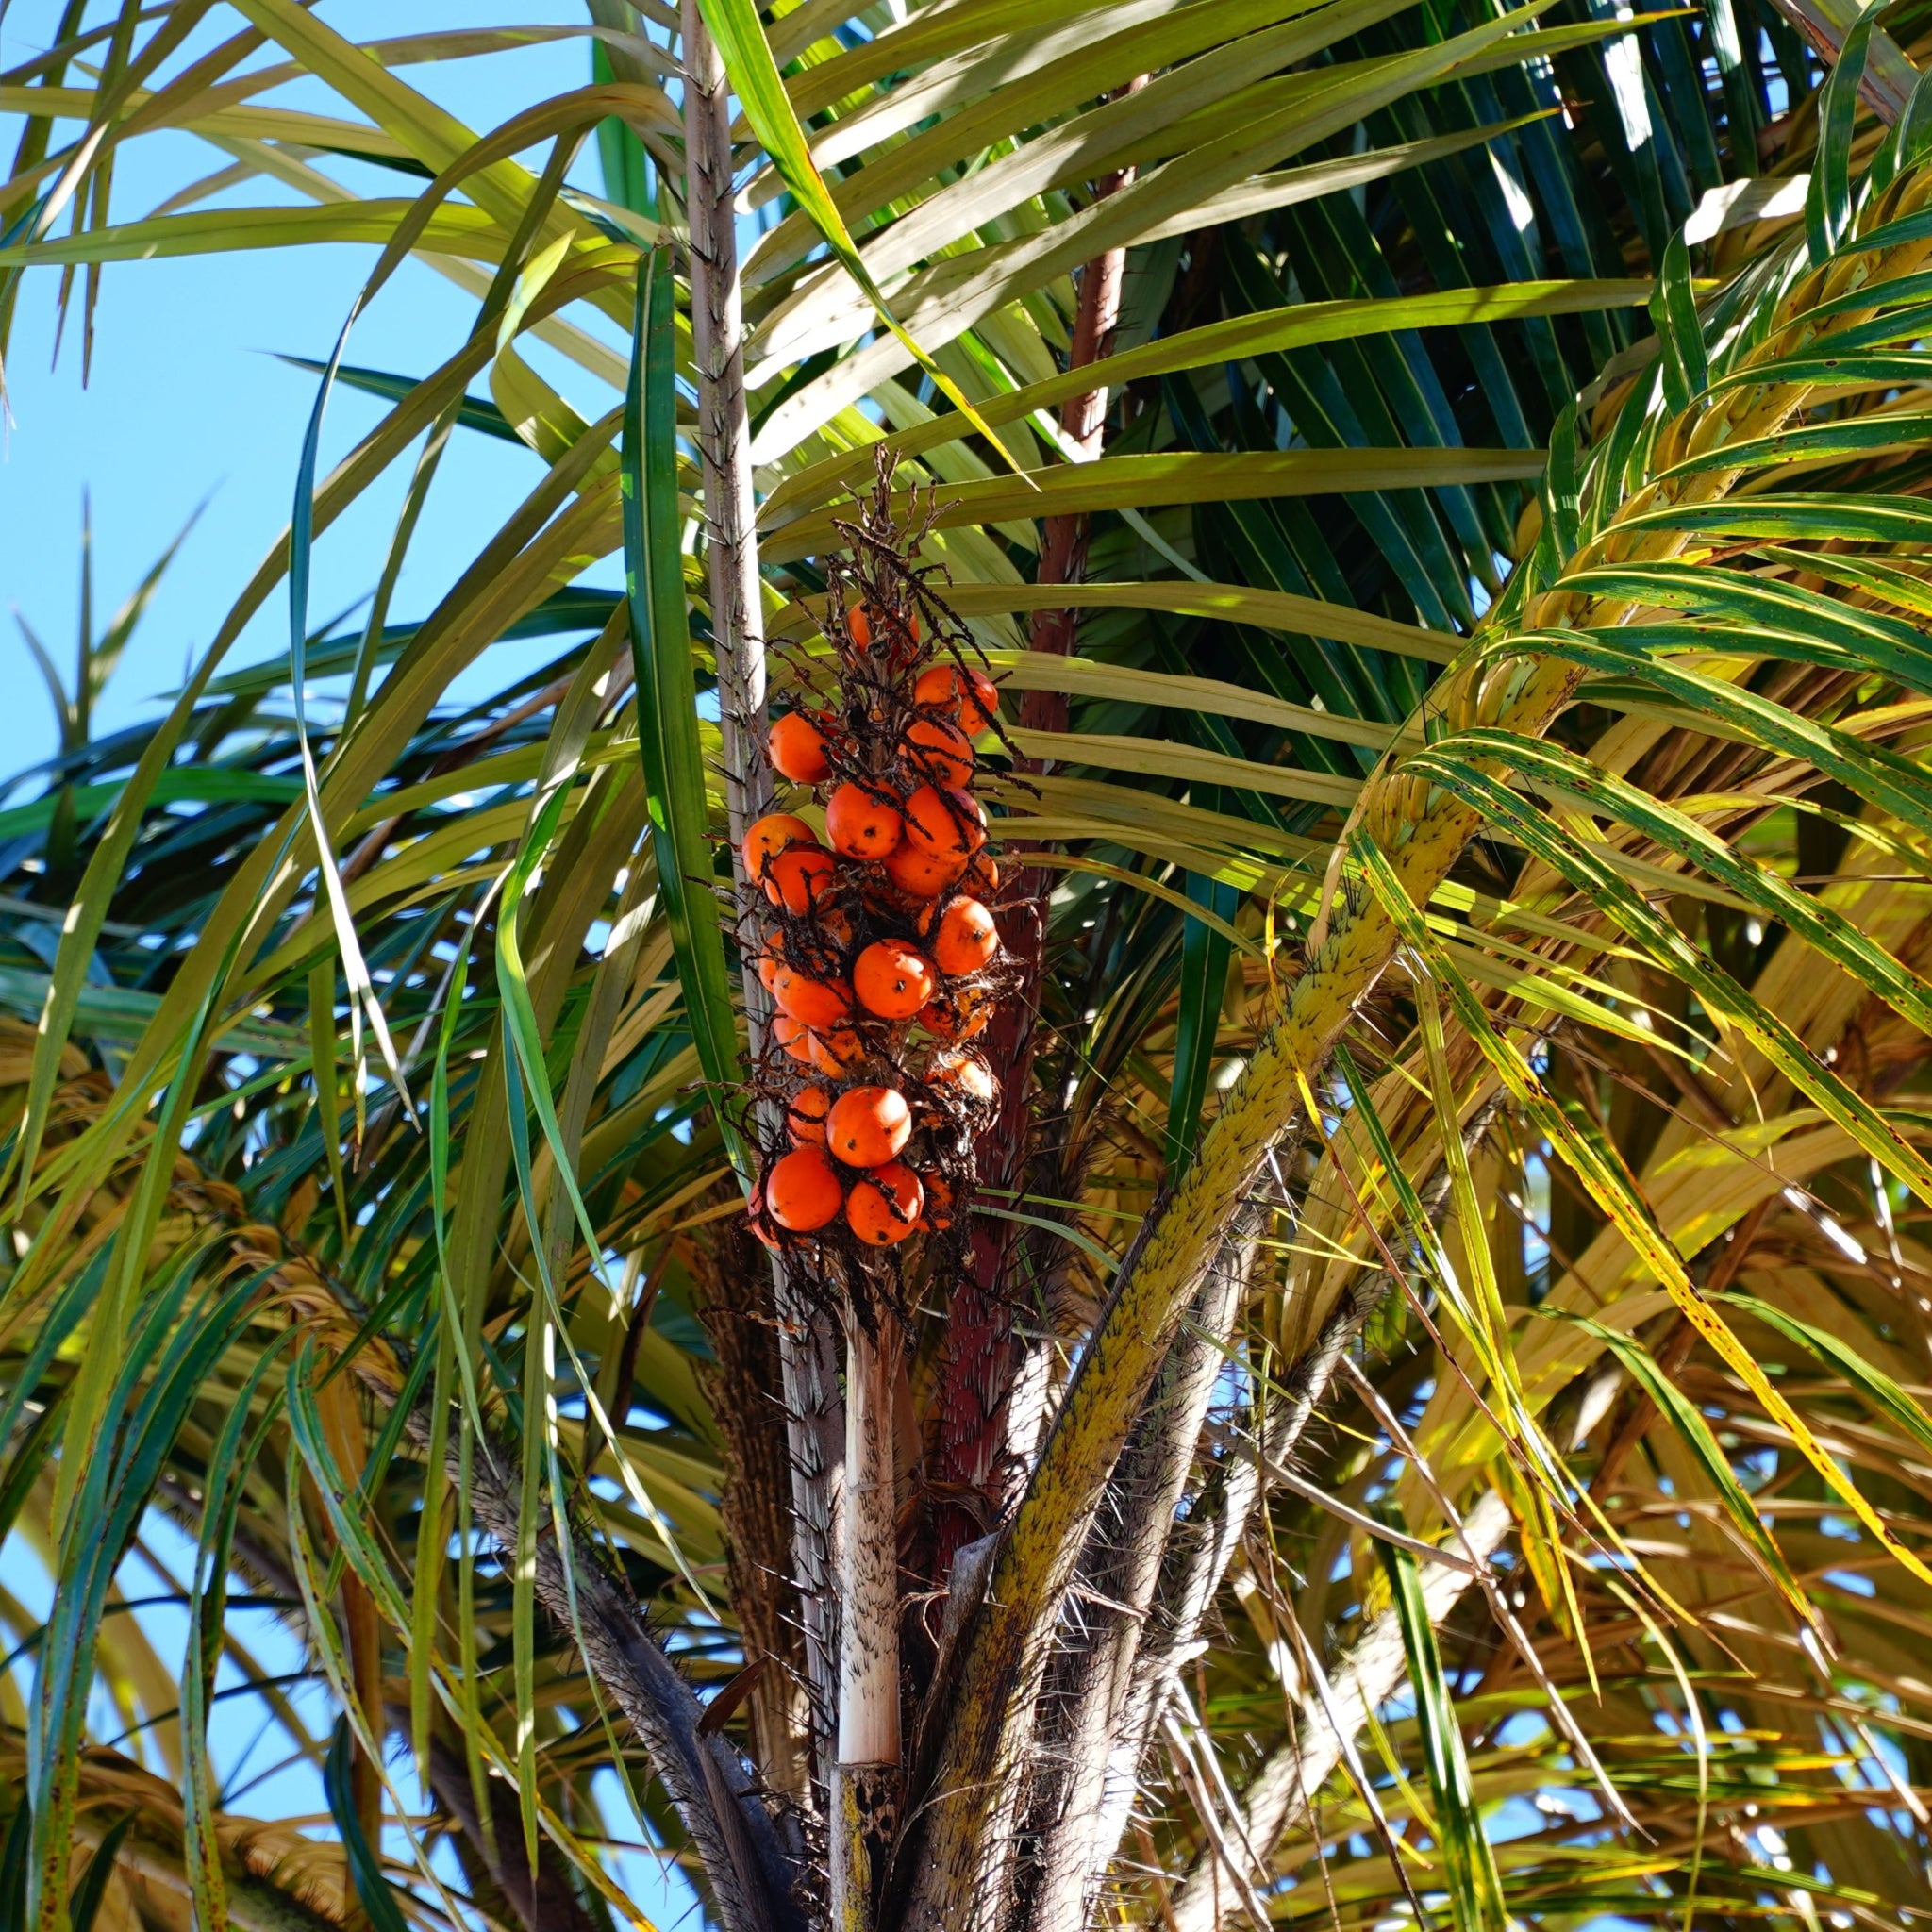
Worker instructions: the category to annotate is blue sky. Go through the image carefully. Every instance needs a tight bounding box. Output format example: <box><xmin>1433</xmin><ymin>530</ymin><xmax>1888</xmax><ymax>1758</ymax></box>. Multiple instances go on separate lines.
<box><xmin>2</xmin><ymin>0</ymin><xmax>632</xmax><ymax>788</ymax></box>
<box><xmin>1</xmin><ymin>6</ymin><xmax>701</xmax><ymax>1921</ymax></box>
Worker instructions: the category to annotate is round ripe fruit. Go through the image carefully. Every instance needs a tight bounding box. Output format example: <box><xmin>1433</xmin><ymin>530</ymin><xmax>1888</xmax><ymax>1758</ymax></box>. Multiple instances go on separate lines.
<box><xmin>826</xmin><ymin>1085</ymin><xmax>912</xmax><ymax>1169</ymax></box>
<box><xmin>962</xmin><ymin>671</ymin><xmax>999</xmax><ymax>736</ymax></box>
<box><xmin>826</xmin><ymin>782</ymin><xmax>904</xmax><ymax>861</ymax></box>
<box><xmin>966</xmin><ymin>850</ymin><xmax>1000</xmax><ymax>895</ymax></box>
<box><xmin>846</xmin><ymin>1160</ymin><xmax>924</xmax><ymax>1246</ymax></box>
<box><xmin>773</xmin><ymin>1013</ymin><xmax>814</xmax><ymax>1064</ymax></box>
<box><xmin>914</xmin><ymin>664</ymin><xmax>999</xmax><ymax>735</ymax></box>
<box><xmin>916</xmin><ymin>1172</ymin><xmax>955</xmax><ymax>1233</ymax></box>
<box><xmin>932</xmin><ymin>897</ymin><xmax>999</xmax><ymax>976</ymax></box>
<box><xmin>772</xmin><ymin>967</ymin><xmax>853</xmax><ymax>1030</ymax></box>
<box><xmin>930</xmin><ymin>1049</ymin><xmax>995</xmax><ymax>1107</ymax></box>
<box><xmin>912</xmin><ymin>663</ymin><xmax>958</xmax><ymax>710</ymax></box>
<box><xmin>854</xmin><ymin>941</ymin><xmax>937</xmax><ymax>1020</ymax></box>
<box><xmin>902</xmin><ymin>785</ymin><xmax>987</xmax><ymax>862</ymax></box>
<box><xmin>850</xmin><ymin>606</ymin><xmax>919</xmax><ymax>652</ymax></box>
<box><xmin>742</xmin><ymin>813</ymin><xmax>816</xmax><ymax>887</ymax></box>
<box><xmin>903</xmin><ymin>716</ymin><xmax>974</xmax><ymax>789</ymax></box>
<box><xmin>758</xmin><ymin>950</ymin><xmax>784</xmax><ymax>994</ymax></box>
<box><xmin>869</xmin><ymin>886</ymin><xmax>937</xmax><ymax>936</ymax></box>
<box><xmin>808</xmin><ymin>1026</ymin><xmax>863</xmax><ymax>1078</ymax></box>
<box><xmin>882</xmin><ymin>841</ymin><xmax>967</xmax><ymax>900</ymax></box>
<box><xmin>768</xmin><ymin>712</ymin><xmax>831</xmax><ymax>784</ymax></box>
<box><xmin>920</xmin><ymin>985</ymin><xmax>991</xmax><ymax>1041</ymax></box>
<box><xmin>768</xmin><ymin>844</ymin><xmax>835</xmax><ymax>915</ymax></box>
<box><xmin>766</xmin><ymin>1145</ymin><xmax>844</xmax><ymax>1232</ymax></box>
<box><xmin>787</xmin><ymin>1084</ymin><xmax>833</xmax><ymax>1145</ymax></box>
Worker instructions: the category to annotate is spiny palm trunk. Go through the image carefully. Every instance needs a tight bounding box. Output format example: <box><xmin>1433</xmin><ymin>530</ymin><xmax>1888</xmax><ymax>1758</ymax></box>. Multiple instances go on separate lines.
<box><xmin>680</xmin><ymin>0</ymin><xmax>839</xmax><ymax>1806</ymax></box>
<box><xmin>1022</xmin><ymin>1233</ymin><xmax>1257</xmax><ymax>1931</ymax></box>
<box><xmin>680</xmin><ymin>0</ymin><xmax>764</xmax><ymax>861</ymax></box>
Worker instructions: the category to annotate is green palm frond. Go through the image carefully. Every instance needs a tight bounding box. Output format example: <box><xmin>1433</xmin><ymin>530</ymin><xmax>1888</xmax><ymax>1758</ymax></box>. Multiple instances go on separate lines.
<box><xmin>10</xmin><ymin>1</ymin><xmax>1932</xmax><ymax>1928</ymax></box>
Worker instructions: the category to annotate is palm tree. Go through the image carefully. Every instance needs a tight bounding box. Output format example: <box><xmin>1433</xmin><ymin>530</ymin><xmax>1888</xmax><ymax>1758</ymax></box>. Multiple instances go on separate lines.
<box><xmin>5</xmin><ymin>1</ymin><xmax>1932</xmax><ymax>1927</ymax></box>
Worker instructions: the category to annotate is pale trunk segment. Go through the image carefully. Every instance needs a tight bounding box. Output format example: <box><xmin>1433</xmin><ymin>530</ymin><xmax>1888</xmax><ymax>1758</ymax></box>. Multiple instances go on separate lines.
<box><xmin>832</xmin><ymin>1313</ymin><xmax>904</xmax><ymax>1931</ymax></box>
<box><xmin>681</xmin><ymin>0</ymin><xmax>841</xmax><ymax>1798</ymax></box>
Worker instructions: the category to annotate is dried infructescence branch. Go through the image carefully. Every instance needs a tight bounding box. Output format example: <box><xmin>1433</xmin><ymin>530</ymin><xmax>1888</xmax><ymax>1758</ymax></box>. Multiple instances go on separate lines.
<box><xmin>737</xmin><ymin>470</ymin><xmax>1015</xmax><ymax>1924</ymax></box>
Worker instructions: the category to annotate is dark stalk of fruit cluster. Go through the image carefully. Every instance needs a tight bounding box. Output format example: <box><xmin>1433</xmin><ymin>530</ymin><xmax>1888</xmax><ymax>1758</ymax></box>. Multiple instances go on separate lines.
<box><xmin>738</xmin><ymin>465</ymin><xmax>1016</xmax><ymax>1929</ymax></box>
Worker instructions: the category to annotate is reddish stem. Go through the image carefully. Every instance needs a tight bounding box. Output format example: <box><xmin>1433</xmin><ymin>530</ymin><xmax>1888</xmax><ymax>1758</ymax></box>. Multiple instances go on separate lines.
<box><xmin>927</xmin><ymin>125</ymin><xmax>1141</xmax><ymax>1574</ymax></box>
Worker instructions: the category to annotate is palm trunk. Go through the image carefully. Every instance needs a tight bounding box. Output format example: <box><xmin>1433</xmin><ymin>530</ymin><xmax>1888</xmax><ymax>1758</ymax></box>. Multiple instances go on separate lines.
<box><xmin>680</xmin><ymin>0</ymin><xmax>841</xmax><ymax>1799</ymax></box>
<box><xmin>1025</xmin><ymin>1234</ymin><xmax>1255</xmax><ymax>1930</ymax></box>
<box><xmin>831</xmin><ymin>1310</ymin><xmax>904</xmax><ymax>1931</ymax></box>
<box><xmin>680</xmin><ymin>0</ymin><xmax>765</xmax><ymax>862</ymax></box>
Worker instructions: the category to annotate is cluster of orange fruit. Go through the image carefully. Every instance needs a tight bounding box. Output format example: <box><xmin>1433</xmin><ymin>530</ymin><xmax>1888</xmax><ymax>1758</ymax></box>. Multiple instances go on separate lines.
<box><xmin>744</xmin><ymin>625</ymin><xmax>1004</xmax><ymax>1252</ymax></box>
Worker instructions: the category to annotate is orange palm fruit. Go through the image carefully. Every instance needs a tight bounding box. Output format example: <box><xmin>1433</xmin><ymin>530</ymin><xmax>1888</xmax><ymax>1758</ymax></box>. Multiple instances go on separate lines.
<box><xmin>902</xmin><ymin>715</ymin><xmax>974</xmax><ymax>788</ymax></box>
<box><xmin>765</xmin><ymin>1146</ymin><xmax>844</xmax><ymax>1231</ymax></box>
<box><xmin>919</xmin><ymin>984</ymin><xmax>991</xmax><ymax>1041</ymax></box>
<box><xmin>826</xmin><ymin>782</ymin><xmax>904</xmax><ymax>860</ymax></box>
<box><xmin>913</xmin><ymin>663</ymin><xmax>998</xmax><ymax>735</ymax></box>
<box><xmin>854</xmin><ymin>941</ymin><xmax>936</xmax><ymax>1020</ymax></box>
<box><xmin>867</xmin><ymin>879</ymin><xmax>938</xmax><ymax>933</ymax></box>
<box><xmin>741</xmin><ymin>813</ymin><xmax>816</xmax><ymax>889</ymax></box>
<box><xmin>768</xmin><ymin>712</ymin><xmax>832</xmax><ymax>784</ymax></box>
<box><xmin>881</xmin><ymin>841</ymin><xmax>966</xmax><ymax>899</ymax></box>
<box><xmin>825</xmin><ymin>1085</ymin><xmax>912</xmax><ymax>1168</ymax></box>
<box><xmin>965</xmin><ymin>849</ymin><xmax>1000</xmax><ymax>895</ymax></box>
<box><xmin>772</xmin><ymin>1013</ymin><xmax>815</xmax><ymax>1064</ymax></box>
<box><xmin>932</xmin><ymin>897</ymin><xmax>999</xmax><ymax>975</ymax></box>
<box><xmin>767</xmin><ymin>844</ymin><xmax>835</xmax><ymax>915</ymax></box>
<box><xmin>808</xmin><ymin>1025</ymin><xmax>864</xmax><ymax>1077</ymax></box>
<box><xmin>849</xmin><ymin>606</ymin><xmax>919</xmax><ymax>652</ymax></box>
<box><xmin>901</xmin><ymin>785</ymin><xmax>987</xmax><ymax>861</ymax></box>
<box><xmin>786</xmin><ymin>1083</ymin><xmax>833</xmax><ymax>1144</ymax></box>
<box><xmin>758</xmin><ymin>949</ymin><xmax>784</xmax><ymax>994</ymax></box>
<box><xmin>772</xmin><ymin>966</ymin><xmax>853</xmax><ymax>1029</ymax></box>
<box><xmin>846</xmin><ymin>1161</ymin><xmax>923</xmax><ymax>1246</ymax></box>
<box><xmin>915</xmin><ymin>1172</ymin><xmax>955</xmax><ymax>1232</ymax></box>
<box><xmin>929</xmin><ymin>1049</ymin><xmax>995</xmax><ymax>1107</ymax></box>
